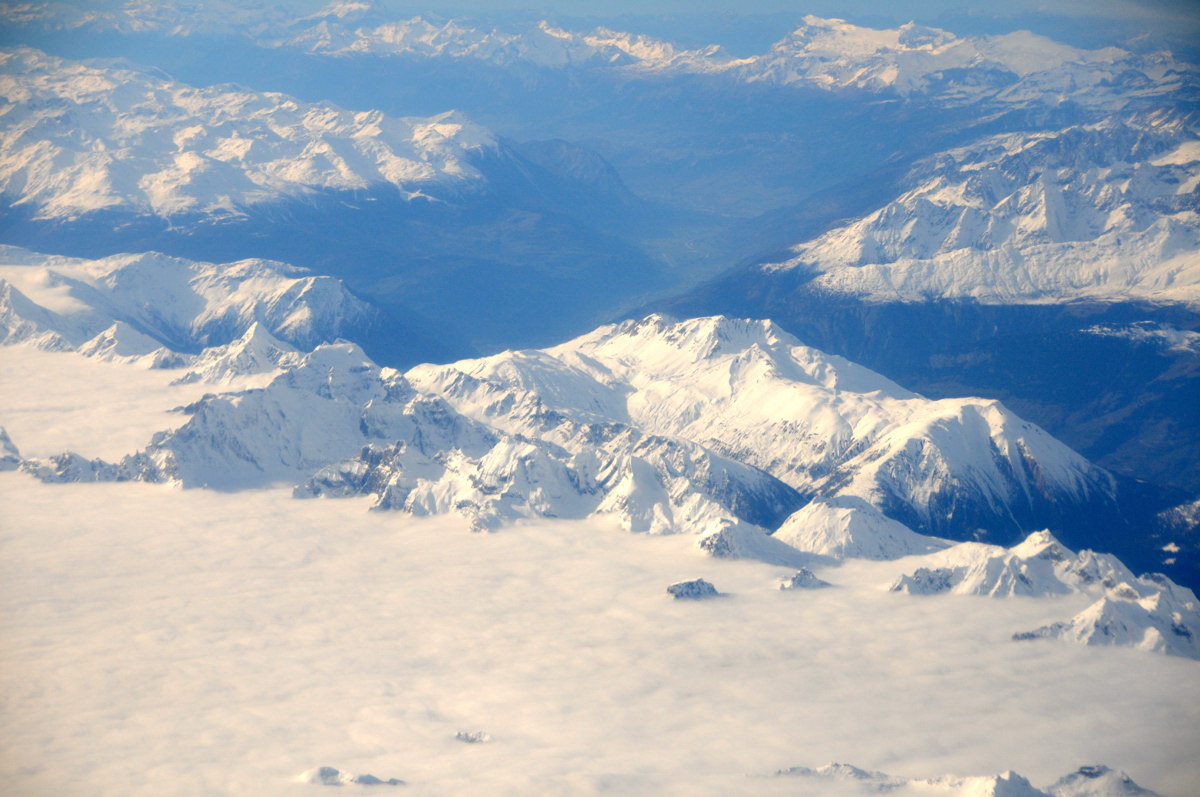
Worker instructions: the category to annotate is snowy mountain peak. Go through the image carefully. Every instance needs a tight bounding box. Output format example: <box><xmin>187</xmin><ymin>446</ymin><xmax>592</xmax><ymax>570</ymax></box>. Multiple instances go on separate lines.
<box><xmin>887</xmin><ymin>530</ymin><xmax>1156</xmax><ymax>598</ymax></box>
<box><xmin>774</xmin><ymin>495</ymin><xmax>951</xmax><ymax>561</ymax></box>
<box><xmin>172</xmin><ymin>321</ymin><xmax>300</xmax><ymax>385</ymax></box>
<box><xmin>1015</xmin><ymin>584</ymin><xmax>1200</xmax><ymax>659</ymax></box>
<box><xmin>1010</xmin><ymin>530</ymin><xmax>1072</xmax><ymax>562</ymax></box>
<box><xmin>1047</xmin><ymin>765</ymin><xmax>1162</xmax><ymax>796</ymax></box>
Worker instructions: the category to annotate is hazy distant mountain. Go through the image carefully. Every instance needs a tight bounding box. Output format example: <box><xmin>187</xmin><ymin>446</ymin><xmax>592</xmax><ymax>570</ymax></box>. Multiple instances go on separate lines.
<box><xmin>747</xmin><ymin>112</ymin><xmax>1200</xmax><ymax>306</ymax></box>
<box><xmin>0</xmin><ymin>47</ymin><xmax>682</xmax><ymax>356</ymax></box>
<box><xmin>18</xmin><ymin>5</ymin><xmax>1191</xmax><ymax>109</ymax></box>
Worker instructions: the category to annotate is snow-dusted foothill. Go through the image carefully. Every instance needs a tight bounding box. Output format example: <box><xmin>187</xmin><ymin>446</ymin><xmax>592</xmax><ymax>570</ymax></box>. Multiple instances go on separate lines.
<box><xmin>666</xmin><ymin>579</ymin><xmax>719</xmax><ymax>600</ymax></box>
<box><xmin>889</xmin><ymin>531</ymin><xmax>1146</xmax><ymax>597</ymax></box>
<box><xmin>775</xmin><ymin>762</ymin><xmax>1162</xmax><ymax>796</ymax></box>
<box><xmin>696</xmin><ymin>522</ymin><xmax>815</xmax><ymax>569</ymax></box>
<box><xmin>1047</xmin><ymin>766</ymin><xmax>1163</xmax><ymax>797</ymax></box>
<box><xmin>0</xmin><ymin>47</ymin><xmax>495</xmax><ymax>220</ymax></box>
<box><xmin>757</xmin><ymin>112</ymin><xmax>1200</xmax><ymax>307</ymax></box>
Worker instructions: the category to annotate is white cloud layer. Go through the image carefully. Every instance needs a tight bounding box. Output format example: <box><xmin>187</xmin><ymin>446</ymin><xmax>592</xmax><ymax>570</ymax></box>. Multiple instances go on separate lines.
<box><xmin>1</xmin><ymin>473</ymin><xmax>1197</xmax><ymax>796</ymax></box>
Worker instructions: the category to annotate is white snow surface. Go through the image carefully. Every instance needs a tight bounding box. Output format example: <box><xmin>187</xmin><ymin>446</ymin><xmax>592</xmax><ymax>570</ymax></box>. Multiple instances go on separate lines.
<box><xmin>761</xmin><ymin>113</ymin><xmax>1200</xmax><ymax>305</ymax></box>
<box><xmin>0</xmin><ymin>47</ymin><xmax>495</xmax><ymax>219</ymax></box>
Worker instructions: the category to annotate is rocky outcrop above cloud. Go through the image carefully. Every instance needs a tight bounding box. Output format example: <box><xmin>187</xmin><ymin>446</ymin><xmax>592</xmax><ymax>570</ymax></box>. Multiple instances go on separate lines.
<box><xmin>775</xmin><ymin>761</ymin><xmax>1162</xmax><ymax>796</ymax></box>
<box><xmin>0</xmin><ymin>427</ymin><xmax>21</xmax><ymax>471</ymax></box>
<box><xmin>666</xmin><ymin>579</ymin><xmax>719</xmax><ymax>600</ymax></box>
<box><xmin>886</xmin><ymin>531</ymin><xmax>1200</xmax><ymax>659</ymax></box>
<box><xmin>1014</xmin><ymin>581</ymin><xmax>1200</xmax><ymax>660</ymax></box>
<box><xmin>295</xmin><ymin>766</ymin><xmax>404</xmax><ymax>786</ymax></box>
<box><xmin>777</xmin><ymin>568</ymin><xmax>832</xmax><ymax>590</ymax></box>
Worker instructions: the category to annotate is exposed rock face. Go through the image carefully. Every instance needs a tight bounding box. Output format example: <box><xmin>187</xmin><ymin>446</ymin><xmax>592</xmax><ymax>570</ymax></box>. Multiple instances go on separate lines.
<box><xmin>667</xmin><ymin>579</ymin><xmax>720</xmax><ymax>600</ymax></box>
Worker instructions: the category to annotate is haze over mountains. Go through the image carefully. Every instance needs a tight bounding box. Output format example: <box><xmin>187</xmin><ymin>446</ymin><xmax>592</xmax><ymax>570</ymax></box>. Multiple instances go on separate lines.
<box><xmin>1</xmin><ymin>2</ymin><xmax>1198</xmax><ymax>794</ymax></box>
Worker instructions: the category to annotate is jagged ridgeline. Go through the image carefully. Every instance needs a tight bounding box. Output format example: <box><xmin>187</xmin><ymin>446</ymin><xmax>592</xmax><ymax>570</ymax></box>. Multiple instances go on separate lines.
<box><xmin>4</xmin><ymin>247</ymin><xmax>1191</xmax><ymax>588</ymax></box>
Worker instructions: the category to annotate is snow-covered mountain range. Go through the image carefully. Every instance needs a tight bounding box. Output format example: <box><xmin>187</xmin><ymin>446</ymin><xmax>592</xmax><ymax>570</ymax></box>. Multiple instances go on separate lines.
<box><xmin>0</xmin><ymin>46</ymin><xmax>679</xmax><ymax>355</ymax></box>
<box><xmin>6</xmin><ymin>264</ymin><xmax>1163</xmax><ymax>580</ymax></box>
<box><xmin>2</xmin><ymin>6</ymin><xmax>1197</xmax><ymax>793</ymax></box>
<box><xmin>12</xmin><ymin>4</ymin><xmax>1191</xmax><ymax>110</ymax></box>
<box><xmin>0</xmin><ymin>47</ymin><xmax>494</xmax><ymax>220</ymax></box>
<box><xmin>754</xmin><ymin>111</ymin><xmax>1200</xmax><ymax>305</ymax></box>
<box><xmin>735</xmin><ymin>16</ymin><xmax>1190</xmax><ymax>107</ymax></box>
<box><xmin>10</xmin><ymin>276</ymin><xmax>1195</xmax><ymax>655</ymax></box>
